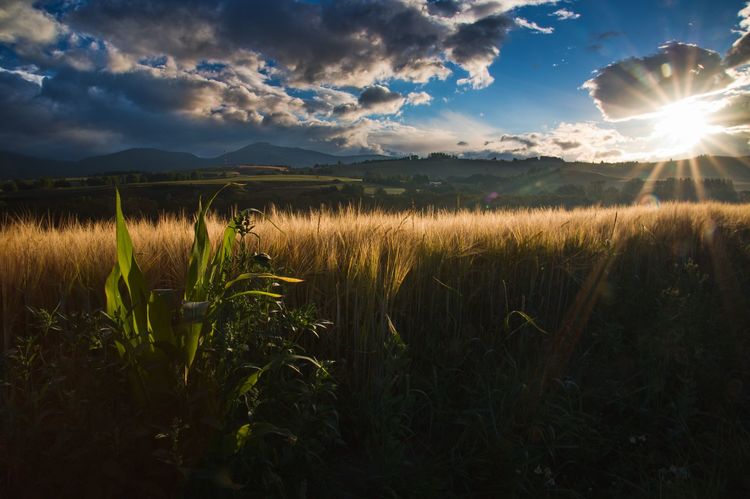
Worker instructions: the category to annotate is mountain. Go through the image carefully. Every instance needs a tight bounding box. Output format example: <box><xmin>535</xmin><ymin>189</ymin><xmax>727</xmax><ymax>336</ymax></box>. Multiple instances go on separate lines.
<box><xmin>0</xmin><ymin>150</ymin><xmax>75</xmax><ymax>178</ymax></box>
<box><xmin>0</xmin><ymin>143</ymin><xmax>389</xmax><ymax>179</ymax></box>
<box><xmin>76</xmin><ymin>148</ymin><xmax>205</xmax><ymax>174</ymax></box>
<box><xmin>214</xmin><ymin>142</ymin><xmax>387</xmax><ymax>168</ymax></box>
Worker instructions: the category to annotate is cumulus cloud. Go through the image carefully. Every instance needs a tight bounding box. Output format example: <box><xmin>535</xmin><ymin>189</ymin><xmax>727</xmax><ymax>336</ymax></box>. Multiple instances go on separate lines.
<box><xmin>0</xmin><ymin>0</ymin><xmax>63</xmax><ymax>46</ymax></box>
<box><xmin>0</xmin><ymin>0</ymin><xmax>574</xmax><ymax>158</ymax></box>
<box><xmin>446</xmin><ymin>14</ymin><xmax>514</xmax><ymax>88</ymax></box>
<box><xmin>514</xmin><ymin>17</ymin><xmax>554</xmax><ymax>34</ymax></box>
<box><xmin>550</xmin><ymin>9</ymin><xmax>580</xmax><ymax>21</ymax></box>
<box><xmin>407</xmin><ymin>91</ymin><xmax>432</xmax><ymax>105</ymax></box>
<box><xmin>333</xmin><ymin>85</ymin><xmax>406</xmax><ymax>119</ymax></box>
<box><xmin>484</xmin><ymin>123</ymin><xmax>629</xmax><ymax>161</ymax></box>
<box><xmin>66</xmin><ymin>0</ymin><xmax>513</xmax><ymax>89</ymax></box>
<box><xmin>583</xmin><ymin>42</ymin><xmax>733</xmax><ymax>121</ymax></box>
<box><xmin>726</xmin><ymin>2</ymin><xmax>750</xmax><ymax>67</ymax></box>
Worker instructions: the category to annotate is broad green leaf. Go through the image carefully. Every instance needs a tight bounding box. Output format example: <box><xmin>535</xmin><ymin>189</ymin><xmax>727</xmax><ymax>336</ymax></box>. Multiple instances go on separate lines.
<box><xmin>224</xmin><ymin>273</ymin><xmax>303</xmax><ymax>290</ymax></box>
<box><xmin>226</xmin><ymin>290</ymin><xmax>283</xmax><ymax>300</ymax></box>
<box><xmin>236</xmin><ymin>367</ymin><xmax>266</xmax><ymax>397</ymax></box>
<box><xmin>104</xmin><ymin>262</ymin><xmax>122</xmax><ymax>319</ymax></box>
<box><xmin>114</xmin><ymin>189</ymin><xmax>149</xmax><ymax>336</ymax></box>
<box><xmin>183</xmin><ymin>322</ymin><xmax>203</xmax><ymax>369</ymax></box>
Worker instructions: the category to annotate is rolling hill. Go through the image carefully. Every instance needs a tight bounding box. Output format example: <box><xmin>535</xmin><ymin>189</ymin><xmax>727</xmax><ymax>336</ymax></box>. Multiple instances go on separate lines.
<box><xmin>0</xmin><ymin>143</ymin><xmax>389</xmax><ymax>179</ymax></box>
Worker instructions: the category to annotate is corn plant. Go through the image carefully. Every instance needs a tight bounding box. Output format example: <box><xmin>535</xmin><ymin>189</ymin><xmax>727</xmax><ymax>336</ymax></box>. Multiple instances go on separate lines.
<box><xmin>104</xmin><ymin>188</ymin><xmax>302</xmax><ymax>396</ymax></box>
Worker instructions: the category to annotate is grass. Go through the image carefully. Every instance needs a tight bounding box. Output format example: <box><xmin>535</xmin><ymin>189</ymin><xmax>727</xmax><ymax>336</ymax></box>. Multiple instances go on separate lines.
<box><xmin>3</xmin><ymin>202</ymin><xmax>749</xmax><ymax>342</ymax></box>
<box><xmin>2</xmin><ymin>201</ymin><xmax>750</xmax><ymax>496</ymax></box>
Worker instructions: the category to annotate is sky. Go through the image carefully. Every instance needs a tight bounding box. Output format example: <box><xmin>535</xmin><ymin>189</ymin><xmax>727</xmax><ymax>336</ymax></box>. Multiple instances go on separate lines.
<box><xmin>1</xmin><ymin>0</ymin><xmax>749</xmax><ymax>162</ymax></box>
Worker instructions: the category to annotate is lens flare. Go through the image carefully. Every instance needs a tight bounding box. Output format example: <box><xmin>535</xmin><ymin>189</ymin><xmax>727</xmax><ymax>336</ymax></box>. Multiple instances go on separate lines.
<box><xmin>653</xmin><ymin>100</ymin><xmax>718</xmax><ymax>150</ymax></box>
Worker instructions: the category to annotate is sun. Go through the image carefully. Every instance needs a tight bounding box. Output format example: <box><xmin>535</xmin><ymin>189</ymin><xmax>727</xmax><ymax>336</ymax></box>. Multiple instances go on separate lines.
<box><xmin>653</xmin><ymin>100</ymin><xmax>715</xmax><ymax>150</ymax></box>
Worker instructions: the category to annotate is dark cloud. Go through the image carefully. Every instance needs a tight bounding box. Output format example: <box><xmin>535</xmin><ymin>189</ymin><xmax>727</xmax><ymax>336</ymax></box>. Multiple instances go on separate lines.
<box><xmin>595</xmin><ymin>31</ymin><xmax>621</xmax><ymax>41</ymax></box>
<box><xmin>427</xmin><ymin>0</ymin><xmax>462</xmax><ymax>17</ymax></box>
<box><xmin>446</xmin><ymin>14</ymin><xmax>512</xmax><ymax>64</ymax></box>
<box><xmin>725</xmin><ymin>4</ymin><xmax>750</xmax><ymax>67</ymax></box>
<box><xmin>583</xmin><ymin>42</ymin><xmax>732</xmax><ymax>120</ymax></box>
<box><xmin>358</xmin><ymin>85</ymin><xmax>403</xmax><ymax>107</ymax></box>
<box><xmin>594</xmin><ymin>149</ymin><xmax>623</xmax><ymax>159</ymax></box>
<box><xmin>333</xmin><ymin>85</ymin><xmax>405</xmax><ymax>118</ymax></box>
<box><xmin>553</xmin><ymin>139</ymin><xmax>581</xmax><ymax>150</ymax></box>
<box><xmin>726</xmin><ymin>33</ymin><xmax>750</xmax><ymax>67</ymax></box>
<box><xmin>587</xmin><ymin>31</ymin><xmax>621</xmax><ymax>52</ymax></box>
<box><xmin>67</xmin><ymin>0</ymin><xmax>453</xmax><ymax>87</ymax></box>
<box><xmin>501</xmin><ymin>134</ymin><xmax>537</xmax><ymax>148</ymax></box>
<box><xmin>709</xmin><ymin>93</ymin><xmax>750</xmax><ymax>128</ymax></box>
<box><xmin>457</xmin><ymin>140</ymin><xmax>468</xmax><ymax>146</ymax></box>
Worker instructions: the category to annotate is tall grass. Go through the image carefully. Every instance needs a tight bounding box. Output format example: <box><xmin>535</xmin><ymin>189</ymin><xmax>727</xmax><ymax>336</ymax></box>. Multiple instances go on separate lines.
<box><xmin>3</xmin><ymin>203</ymin><xmax>750</xmax><ymax>353</ymax></box>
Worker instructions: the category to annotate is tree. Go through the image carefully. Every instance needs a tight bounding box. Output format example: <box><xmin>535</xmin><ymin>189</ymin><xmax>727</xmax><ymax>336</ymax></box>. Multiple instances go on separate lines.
<box><xmin>620</xmin><ymin>178</ymin><xmax>644</xmax><ymax>203</ymax></box>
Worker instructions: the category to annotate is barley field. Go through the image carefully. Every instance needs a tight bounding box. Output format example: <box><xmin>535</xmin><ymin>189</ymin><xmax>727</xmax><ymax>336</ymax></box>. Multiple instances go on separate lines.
<box><xmin>2</xmin><ymin>202</ymin><xmax>749</xmax><ymax>346</ymax></box>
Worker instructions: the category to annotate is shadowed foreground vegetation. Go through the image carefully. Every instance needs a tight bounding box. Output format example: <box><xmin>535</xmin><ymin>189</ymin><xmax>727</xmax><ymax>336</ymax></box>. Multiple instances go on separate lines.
<box><xmin>2</xmin><ymin>202</ymin><xmax>750</xmax><ymax>497</ymax></box>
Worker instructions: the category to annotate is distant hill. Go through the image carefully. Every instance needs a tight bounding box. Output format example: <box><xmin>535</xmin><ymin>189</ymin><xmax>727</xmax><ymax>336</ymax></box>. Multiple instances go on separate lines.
<box><xmin>323</xmin><ymin>155</ymin><xmax>750</xmax><ymax>192</ymax></box>
<box><xmin>76</xmin><ymin>148</ymin><xmax>205</xmax><ymax>174</ymax></box>
<box><xmin>3</xmin><ymin>145</ymin><xmax>750</xmax><ymax>193</ymax></box>
<box><xmin>0</xmin><ymin>142</ymin><xmax>389</xmax><ymax>179</ymax></box>
<box><xmin>216</xmin><ymin>142</ymin><xmax>386</xmax><ymax>168</ymax></box>
<box><xmin>324</xmin><ymin>156</ymin><xmax>565</xmax><ymax>179</ymax></box>
<box><xmin>0</xmin><ymin>150</ymin><xmax>75</xmax><ymax>178</ymax></box>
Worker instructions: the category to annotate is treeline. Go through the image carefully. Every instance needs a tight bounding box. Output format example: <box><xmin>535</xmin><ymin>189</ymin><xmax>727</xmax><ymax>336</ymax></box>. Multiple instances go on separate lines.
<box><xmin>1</xmin><ymin>170</ymin><xmax>228</xmax><ymax>191</ymax></box>
<box><xmin>548</xmin><ymin>178</ymin><xmax>741</xmax><ymax>205</ymax></box>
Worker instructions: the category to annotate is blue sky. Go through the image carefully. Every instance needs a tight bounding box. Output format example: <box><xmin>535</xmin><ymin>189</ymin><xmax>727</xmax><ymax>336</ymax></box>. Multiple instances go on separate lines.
<box><xmin>1</xmin><ymin>0</ymin><xmax>749</xmax><ymax>161</ymax></box>
<box><xmin>418</xmin><ymin>0</ymin><xmax>742</xmax><ymax>129</ymax></box>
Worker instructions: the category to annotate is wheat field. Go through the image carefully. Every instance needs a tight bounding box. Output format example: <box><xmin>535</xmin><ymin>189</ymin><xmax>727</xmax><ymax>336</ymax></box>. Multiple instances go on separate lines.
<box><xmin>2</xmin><ymin>202</ymin><xmax>749</xmax><ymax>354</ymax></box>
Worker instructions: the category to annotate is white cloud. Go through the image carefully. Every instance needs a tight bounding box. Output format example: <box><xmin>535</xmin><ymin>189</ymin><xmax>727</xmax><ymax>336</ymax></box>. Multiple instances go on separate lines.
<box><xmin>550</xmin><ymin>9</ymin><xmax>581</xmax><ymax>21</ymax></box>
<box><xmin>406</xmin><ymin>91</ymin><xmax>432</xmax><ymax>106</ymax></box>
<box><xmin>514</xmin><ymin>17</ymin><xmax>554</xmax><ymax>34</ymax></box>
<box><xmin>0</xmin><ymin>0</ymin><xmax>63</xmax><ymax>46</ymax></box>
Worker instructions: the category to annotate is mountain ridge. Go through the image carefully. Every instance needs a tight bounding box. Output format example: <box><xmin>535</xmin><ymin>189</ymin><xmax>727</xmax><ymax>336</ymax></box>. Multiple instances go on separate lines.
<box><xmin>0</xmin><ymin>142</ymin><xmax>389</xmax><ymax>179</ymax></box>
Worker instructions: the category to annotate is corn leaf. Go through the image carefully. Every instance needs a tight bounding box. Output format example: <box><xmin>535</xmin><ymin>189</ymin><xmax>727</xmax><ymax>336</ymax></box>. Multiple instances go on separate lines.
<box><xmin>114</xmin><ymin>189</ymin><xmax>148</xmax><ymax>336</ymax></box>
<box><xmin>226</xmin><ymin>290</ymin><xmax>283</xmax><ymax>300</ymax></box>
<box><xmin>224</xmin><ymin>273</ymin><xmax>303</xmax><ymax>290</ymax></box>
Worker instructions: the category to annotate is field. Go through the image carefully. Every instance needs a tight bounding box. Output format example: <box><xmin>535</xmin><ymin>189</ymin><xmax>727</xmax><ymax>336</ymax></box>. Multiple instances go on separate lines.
<box><xmin>2</xmin><ymin>202</ymin><xmax>750</xmax><ymax>497</ymax></box>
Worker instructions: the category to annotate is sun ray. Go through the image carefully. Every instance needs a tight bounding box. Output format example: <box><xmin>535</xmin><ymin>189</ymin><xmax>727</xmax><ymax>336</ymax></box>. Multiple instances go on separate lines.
<box><xmin>688</xmin><ymin>156</ymin><xmax>706</xmax><ymax>201</ymax></box>
<box><xmin>635</xmin><ymin>159</ymin><xmax>669</xmax><ymax>203</ymax></box>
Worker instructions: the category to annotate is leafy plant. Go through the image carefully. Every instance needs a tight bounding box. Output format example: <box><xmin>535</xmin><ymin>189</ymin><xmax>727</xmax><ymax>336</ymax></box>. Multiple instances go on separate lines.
<box><xmin>104</xmin><ymin>188</ymin><xmax>302</xmax><ymax>397</ymax></box>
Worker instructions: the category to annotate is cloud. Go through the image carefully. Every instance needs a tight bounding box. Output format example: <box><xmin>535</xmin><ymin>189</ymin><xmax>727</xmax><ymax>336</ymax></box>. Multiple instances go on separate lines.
<box><xmin>66</xmin><ymin>0</ymin><xmax>523</xmax><ymax>90</ymax></box>
<box><xmin>446</xmin><ymin>14</ymin><xmax>514</xmax><ymax>88</ymax></box>
<box><xmin>514</xmin><ymin>17</ymin><xmax>554</xmax><ymax>34</ymax></box>
<box><xmin>595</xmin><ymin>31</ymin><xmax>622</xmax><ymax>41</ymax></box>
<box><xmin>427</xmin><ymin>0</ymin><xmax>462</xmax><ymax>18</ymax></box>
<box><xmin>587</xmin><ymin>31</ymin><xmax>621</xmax><ymax>52</ymax></box>
<box><xmin>5</xmin><ymin>0</ymin><xmax>679</xmax><ymax>161</ymax></box>
<box><xmin>333</xmin><ymin>85</ymin><xmax>406</xmax><ymax>119</ymax></box>
<box><xmin>0</xmin><ymin>0</ymin><xmax>63</xmax><ymax>46</ymax></box>
<box><xmin>501</xmin><ymin>134</ymin><xmax>538</xmax><ymax>148</ymax></box>
<box><xmin>358</xmin><ymin>85</ymin><xmax>403</xmax><ymax>108</ymax></box>
<box><xmin>406</xmin><ymin>91</ymin><xmax>432</xmax><ymax>105</ymax></box>
<box><xmin>553</xmin><ymin>139</ymin><xmax>582</xmax><ymax>150</ymax></box>
<box><xmin>725</xmin><ymin>3</ymin><xmax>750</xmax><ymax>67</ymax></box>
<box><xmin>583</xmin><ymin>42</ymin><xmax>733</xmax><ymax>121</ymax></box>
<box><xmin>550</xmin><ymin>9</ymin><xmax>580</xmax><ymax>21</ymax></box>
